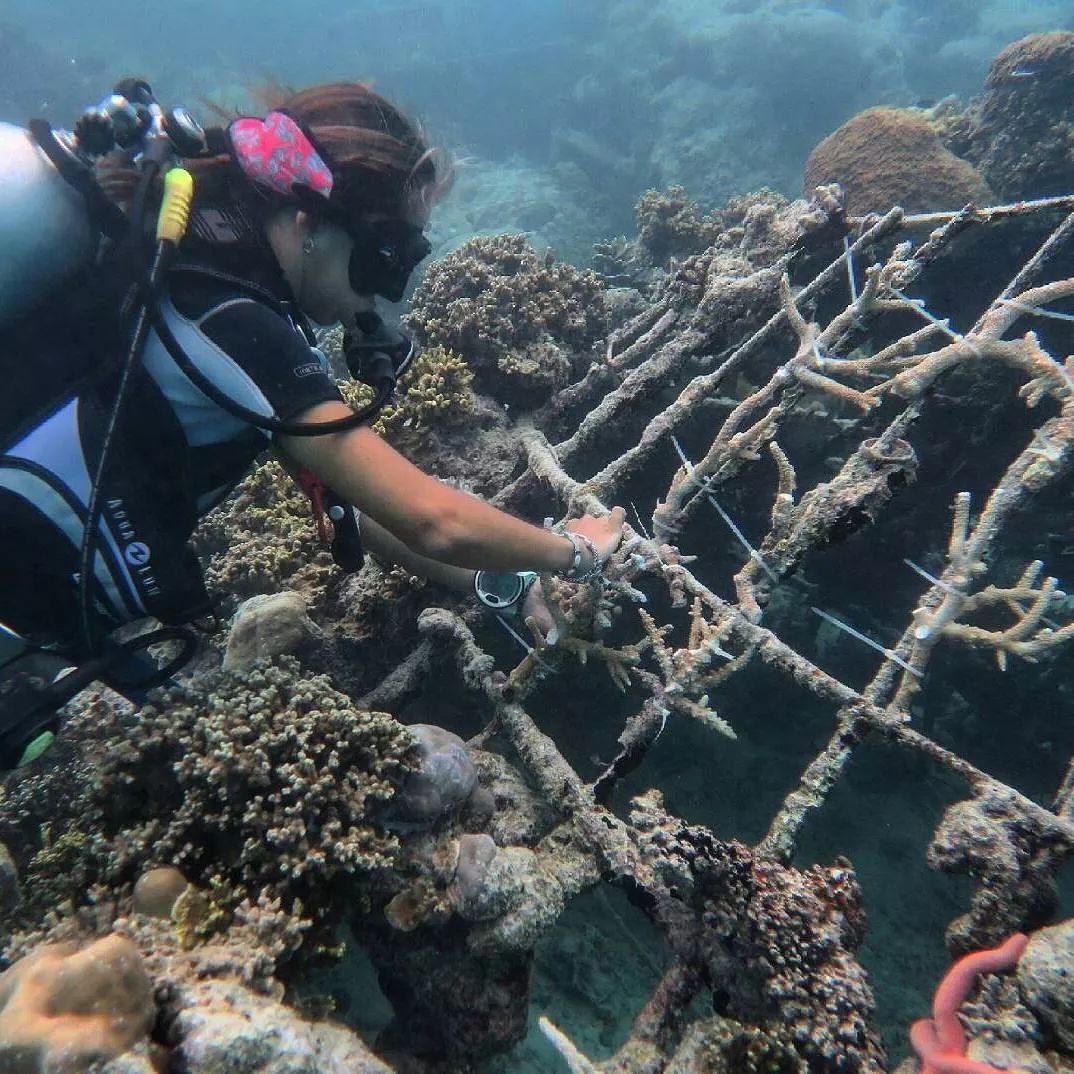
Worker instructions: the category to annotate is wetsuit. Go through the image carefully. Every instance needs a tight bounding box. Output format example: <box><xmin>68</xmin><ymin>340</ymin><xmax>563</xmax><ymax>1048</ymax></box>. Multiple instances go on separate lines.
<box><xmin>0</xmin><ymin>249</ymin><xmax>343</xmax><ymax>654</ymax></box>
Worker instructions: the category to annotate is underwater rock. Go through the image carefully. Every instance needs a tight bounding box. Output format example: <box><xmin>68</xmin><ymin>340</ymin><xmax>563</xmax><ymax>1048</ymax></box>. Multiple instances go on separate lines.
<box><xmin>390</xmin><ymin>723</ymin><xmax>478</xmax><ymax>828</ymax></box>
<box><xmin>0</xmin><ymin>933</ymin><xmax>155</xmax><ymax>1072</ymax></box>
<box><xmin>453</xmin><ymin>832</ymin><xmax>498</xmax><ymax>913</ymax></box>
<box><xmin>132</xmin><ymin>866</ymin><xmax>189</xmax><ymax>920</ymax></box>
<box><xmin>804</xmin><ymin>106</ymin><xmax>992</xmax><ymax>215</ymax></box>
<box><xmin>454</xmin><ymin>843</ymin><xmax>538</xmax><ymax>925</ymax></box>
<box><xmin>0</xmin><ymin>839</ymin><xmax>18</xmax><ymax>913</ymax></box>
<box><xmin>1017</xmin><ymin>920</ymin><xmax>1074</xmax><ymax>1051</ymax></box>
<box><xmin>960</xmin><ymin>32</ymin><xmax>1074</xmax><ymax>200</ymax></box>
<box><xmin>223</xmin><ymin>591</ymin><xmax>322</xmax><ymax>671</ymax></box>
<box><xmin>173</xmin><ymin>978</ymin><xmax>394</xmax><ymax>1074</ymax></box>
<box><xmin>928</xmin><ymin>788</ymin><xmax>1062</xmax><ymax>953</ymax></box>
<box><xmin>94</xmin><ymin>1053</ymin><xmax>159</xmax><ymax>1074</ymax></box>
<box><xmin>470</xmin><ymin>750</ymin><xmax>558</xmax><ymax>847</ymax></box>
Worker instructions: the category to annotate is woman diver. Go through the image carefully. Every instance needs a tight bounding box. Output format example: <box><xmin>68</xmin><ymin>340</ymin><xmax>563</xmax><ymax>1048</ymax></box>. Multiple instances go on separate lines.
<box><xmin>0</xmin><ymin>80</ymin><xmax>624</xmax><ymax>768</ymax></box>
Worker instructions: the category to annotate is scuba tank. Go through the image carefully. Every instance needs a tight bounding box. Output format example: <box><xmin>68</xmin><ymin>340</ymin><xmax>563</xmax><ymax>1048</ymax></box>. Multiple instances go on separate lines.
<box><xmin>0</xmin><ymin>121</ymin><xmax>96</xmax><ymax>324</ymax></box>
<box><xmin>0</xmin><ymin>79</ymin><xmax>207</xmax><ymax>326</ymax></box>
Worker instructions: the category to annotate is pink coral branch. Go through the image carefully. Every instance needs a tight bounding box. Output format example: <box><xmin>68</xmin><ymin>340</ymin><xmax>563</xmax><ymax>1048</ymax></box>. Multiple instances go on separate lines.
<box><xmin>911</xmin><ymin>933</ymin><xmax>1029</xmax><ymax>1074</ymax></box>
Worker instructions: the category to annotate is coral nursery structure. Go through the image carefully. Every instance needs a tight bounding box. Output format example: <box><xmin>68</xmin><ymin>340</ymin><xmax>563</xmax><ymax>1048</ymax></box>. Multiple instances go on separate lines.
<box><xmin>3</xmin><ymin>31</ymin><xmax>1074</xmax><ymax>1074</ymax></box>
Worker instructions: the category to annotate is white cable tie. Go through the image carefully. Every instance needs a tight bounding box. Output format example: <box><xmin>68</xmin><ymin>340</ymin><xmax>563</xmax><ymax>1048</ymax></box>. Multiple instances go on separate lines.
<box><xmin>843</xmin><ymin>234</ymin><xmax>859</xmax><ymax>303</ymax></box>
<box><xmin>670</xmin><ymin>437</ymin><xmax>779</xmax><ymax>583</ymax></box>
<box><xmin>630</xmin><ymin>500</ymin><xmax>653</xmax><ymax>540</ymax></box>
<box><xmin>495</xmin><ymin>614</ymin><xmax>557</xmax><ymax>673</ymax></box>
<box><xmin>811</xmin><ymin>337</ymin><xmax>827</xmax><ymax>370</ymax></box>
<box><xmin>999</xmin><ymin>297</ymin><xmax>1074</xmax><ymax>323</ymax></box>
<box><xmin>902</xmin><ymin>558</ymin><xmax>960</xmax><ymax>595</ymax></box>
<box><xmin>890</xmin><ymin>287</ymin><xmax>987</xmax><ymax>361</ymax></box>
<box><xmin>811</xmin><ymin>606</ymin><xmax>922</xmax><ymax>677</ymax></box>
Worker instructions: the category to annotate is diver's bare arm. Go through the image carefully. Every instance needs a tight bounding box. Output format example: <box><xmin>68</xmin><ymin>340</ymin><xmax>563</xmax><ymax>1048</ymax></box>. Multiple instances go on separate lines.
<box><xmin>277</xmin><ymin>401</ymin><xmax>575</xmax><ymax>572</ymax></box>
<box><xmin>358</xmin><ymin>514</ymin><xmax>475</xmax><ymax>592</ymax></box>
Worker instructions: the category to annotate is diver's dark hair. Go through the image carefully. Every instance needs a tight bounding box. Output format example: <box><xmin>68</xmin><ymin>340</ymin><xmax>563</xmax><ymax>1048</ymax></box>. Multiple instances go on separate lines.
<box><xmin>99</xmin><ymin>81</ymin><xmax>451</xmax><ymax>221</ymax></box>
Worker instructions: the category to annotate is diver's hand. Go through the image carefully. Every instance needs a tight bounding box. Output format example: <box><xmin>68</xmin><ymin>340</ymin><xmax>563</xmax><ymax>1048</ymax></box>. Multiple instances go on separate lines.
<box><xmin>564</xmin><ymin>506</ymin><xmax>626</xmax><ymax>564</ymax></box>
<box><xmin>521</xmin><ymin>577</ymin><xmax>555</xmax><ymax>640</ymax></box>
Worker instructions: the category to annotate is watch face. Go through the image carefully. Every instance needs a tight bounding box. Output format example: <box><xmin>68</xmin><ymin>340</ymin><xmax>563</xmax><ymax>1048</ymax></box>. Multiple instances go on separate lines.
<box><xmin>476</xmin><ymin>571</ymin><xmax>524</xmax><ymax>608</ymax></box>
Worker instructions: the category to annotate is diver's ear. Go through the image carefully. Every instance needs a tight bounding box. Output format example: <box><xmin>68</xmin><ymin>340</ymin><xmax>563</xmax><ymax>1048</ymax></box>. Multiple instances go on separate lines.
<box><xmin>294</xmin><ymin>209</ymin><xmax>314</xmax><ymax>240</ymax></box>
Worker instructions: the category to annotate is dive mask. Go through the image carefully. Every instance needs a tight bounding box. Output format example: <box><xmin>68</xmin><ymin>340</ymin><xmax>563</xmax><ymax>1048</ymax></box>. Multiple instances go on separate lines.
<box><xmin>344</xmin><ymin>216</ymin><xmax>431</xmax><ymax>303</ymax></box>
<box><xmin>228</xmin><ymin>111</ymin><xmax>431</xmax><ymax>302</ymax></box>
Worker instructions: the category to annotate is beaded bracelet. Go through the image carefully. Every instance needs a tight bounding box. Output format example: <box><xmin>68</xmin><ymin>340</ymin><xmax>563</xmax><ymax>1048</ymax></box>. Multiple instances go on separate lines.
<box><xmin>559</xmin><ymin>530</ymin><xmax>604</xmax><ymax>583</ymax></box>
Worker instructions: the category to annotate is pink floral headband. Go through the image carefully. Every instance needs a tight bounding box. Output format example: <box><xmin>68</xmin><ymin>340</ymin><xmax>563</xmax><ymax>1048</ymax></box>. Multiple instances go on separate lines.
<box><xmin>228</xmin><ymin>110</ymin><xmax>334</xmax><ymax>199</ymax></box>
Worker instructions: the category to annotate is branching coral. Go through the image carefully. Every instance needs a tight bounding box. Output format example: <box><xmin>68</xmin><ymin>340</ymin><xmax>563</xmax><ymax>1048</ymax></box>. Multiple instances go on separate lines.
<box><xmin>633</xmin><ymin>185</ymin><xmax>723</xmax><ymax>266</ymax></box>
<box><xmin>0</xmin><ymin>660</ymin><xmax>418</xmax><ymax>952</ymax></box>
<box><xmin>192</xmin><ymin>458</ymin><xmax>334</xmax><ymax>611</ymax></box>
<box><xmin>93</xmin><ymin>659</ymin><xmax>415</xmax><ymax>921</ymax></box>
<box><xmin>341</xmin><ymin>344</ymin><xmax>475</xmax><ymax>458</ymax></box>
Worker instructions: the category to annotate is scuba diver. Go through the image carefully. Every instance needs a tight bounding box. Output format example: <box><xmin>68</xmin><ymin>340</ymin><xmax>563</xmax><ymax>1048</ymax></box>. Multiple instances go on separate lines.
<box><xmin>0</xmin><ymin>79</ymin><xmax>624</xmax><ymax>771</ymax></box>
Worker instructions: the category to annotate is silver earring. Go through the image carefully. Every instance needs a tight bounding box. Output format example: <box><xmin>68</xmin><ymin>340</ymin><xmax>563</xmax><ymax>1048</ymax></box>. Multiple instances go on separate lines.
<box><xmin>302</xmin><ymin>236</ymin><xmax>316</xmax><ymax>256</ymax></box>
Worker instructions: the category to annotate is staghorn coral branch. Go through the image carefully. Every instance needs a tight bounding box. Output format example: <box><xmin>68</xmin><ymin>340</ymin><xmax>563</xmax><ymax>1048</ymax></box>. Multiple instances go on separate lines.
<box><xmin>576</xmin><ymin>207</ymin><xmax>906</xmax><ymax>504</ymax></box>
<box><xmin>847</xmin><ymin>192</ymin><xmax>1074</xmax><ymax>230</ymax></box>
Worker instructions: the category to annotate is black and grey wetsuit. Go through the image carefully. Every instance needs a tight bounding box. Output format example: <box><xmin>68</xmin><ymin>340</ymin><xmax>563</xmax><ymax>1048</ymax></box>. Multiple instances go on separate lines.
<box><xmin>0</xmin><ymin>256</ymin><xmax>343</xmax><ymax>652</ymax></box>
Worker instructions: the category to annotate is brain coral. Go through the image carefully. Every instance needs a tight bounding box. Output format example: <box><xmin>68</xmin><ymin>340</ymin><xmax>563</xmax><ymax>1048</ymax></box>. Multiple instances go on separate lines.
<box><xmin>804</xmin><ymin>106</ymin><xmax>992</xmax><ymax>216</ymax></box>
<box><xmin>405</xmin><ymin>233</ymin><xmax>607</xmax><ymax>409</ymax></box>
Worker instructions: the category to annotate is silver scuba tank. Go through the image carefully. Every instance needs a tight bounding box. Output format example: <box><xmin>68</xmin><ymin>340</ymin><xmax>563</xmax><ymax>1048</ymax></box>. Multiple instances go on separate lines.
<box><xmin>0</xmin><ymin>121</ymin><xmax>96</xmax><ymax>325</ymax></box>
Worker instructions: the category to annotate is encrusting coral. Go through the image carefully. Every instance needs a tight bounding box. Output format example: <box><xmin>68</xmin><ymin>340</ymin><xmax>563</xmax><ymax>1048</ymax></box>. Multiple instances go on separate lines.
<box><xmin>405</xmin><ymin>233</ymin><xmax>608</xmax><ymax>409</ymax></box>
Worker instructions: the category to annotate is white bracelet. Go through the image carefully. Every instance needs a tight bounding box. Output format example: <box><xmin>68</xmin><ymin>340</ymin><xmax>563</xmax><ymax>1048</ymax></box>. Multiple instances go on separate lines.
<box><xmin>559</xmin><ymin>531</ymin><xmax>604</xmax><ymax>583</ymax></box>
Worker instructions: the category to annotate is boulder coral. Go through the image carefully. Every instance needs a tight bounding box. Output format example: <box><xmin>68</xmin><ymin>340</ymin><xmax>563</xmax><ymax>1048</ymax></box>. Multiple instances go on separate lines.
<box><xmin>803</xmin><ymin>106</ymin><xmax>992</xmax><ymax>216</ymax></box>
<box><xmin>0</xmin><ymin>934</ymin><xmax>155</xmax><ymax>1072</ymax></box>
<box><xmin>405</xmin><ymin>233</ymin><xmax>607</xmax><ymax>409</ymax></box>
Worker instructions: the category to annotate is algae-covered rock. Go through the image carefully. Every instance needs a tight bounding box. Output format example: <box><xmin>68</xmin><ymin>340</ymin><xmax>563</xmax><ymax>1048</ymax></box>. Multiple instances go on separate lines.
<box><xmin>223</xmin><ymin>591</ymin><xmax>322</xmax><ymax>672</ymax></box>
<box><xmin>174</xmin><ymin>979</ymin><xmax>394</xmax><ymax>1074</ymax></box>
